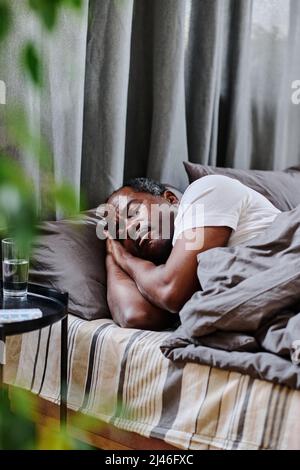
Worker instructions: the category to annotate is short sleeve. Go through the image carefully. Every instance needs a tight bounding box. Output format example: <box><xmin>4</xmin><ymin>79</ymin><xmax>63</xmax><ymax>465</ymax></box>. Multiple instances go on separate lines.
<box><xmin>172</xmin><ymin>175</ymin><xmax>248</xmax><ymax>243</ymax></box>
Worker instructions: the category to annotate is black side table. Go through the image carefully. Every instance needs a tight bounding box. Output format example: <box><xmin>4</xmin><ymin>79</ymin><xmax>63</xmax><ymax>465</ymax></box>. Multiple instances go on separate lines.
<box><xmin>0</xmin><ymin>283</ymin><xmax>68</xmax><ymax>426</ymax></box>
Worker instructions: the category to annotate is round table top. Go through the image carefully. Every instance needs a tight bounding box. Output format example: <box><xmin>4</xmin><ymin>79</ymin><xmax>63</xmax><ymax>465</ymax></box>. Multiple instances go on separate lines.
<box><xmin>0</xmin><ymin>284</ymin><xmax>68</xmax><ymax>337</ymax></box>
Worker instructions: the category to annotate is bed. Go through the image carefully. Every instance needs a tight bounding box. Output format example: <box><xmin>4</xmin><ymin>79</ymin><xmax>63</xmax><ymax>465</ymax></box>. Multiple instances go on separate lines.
<box><xmin>4</xmin><ymin>165</ymin><xmax>300</xmax><ymax>450</ymax></box>
<box><xmin>4</xmin><ymin>314</ymin><xmax>300</xmax><ymax>450</ymax></box>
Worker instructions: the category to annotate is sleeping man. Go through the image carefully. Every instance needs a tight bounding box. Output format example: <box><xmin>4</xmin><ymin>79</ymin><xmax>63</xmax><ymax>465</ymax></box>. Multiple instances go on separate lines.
<box><xmin>101</xmin><ymin>176</ymin><xmax>280</xmax><ymax>330</ymax></box>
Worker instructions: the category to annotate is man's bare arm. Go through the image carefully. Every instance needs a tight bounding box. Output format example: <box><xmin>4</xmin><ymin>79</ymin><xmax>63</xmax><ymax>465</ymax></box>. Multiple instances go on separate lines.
<box><xmin>108</xmin><ymin>226</ymin><xmax>232</xmax><ymax>313</ymax></box>
<box><xmin>106</xmin><ymin>254</ymin><xmax>177</xmax><ymax>330</ymax></box>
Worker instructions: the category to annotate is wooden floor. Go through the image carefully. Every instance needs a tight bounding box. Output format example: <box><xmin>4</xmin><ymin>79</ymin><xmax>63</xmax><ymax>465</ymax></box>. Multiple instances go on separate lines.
<box><xmin>20</xmin><ymin>391</ymin><xmax>179</xmax><ymax>450</ymax></box>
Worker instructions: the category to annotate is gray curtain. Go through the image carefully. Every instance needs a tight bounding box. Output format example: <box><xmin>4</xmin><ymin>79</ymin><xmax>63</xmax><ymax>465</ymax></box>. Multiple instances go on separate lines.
<box><xmin>81</xmin><ymin>0</ymin><xmax>189</xmax><ymax>206</ymax></box>
<box><xmin>82</xmin><ymin>0</ymin><xmax>300</xmax><ymax>207</ymax></box>
<box><xmin>1</xmin><ymin>1</ymin><xmax>300</xmax><ymax>211</ymax></box>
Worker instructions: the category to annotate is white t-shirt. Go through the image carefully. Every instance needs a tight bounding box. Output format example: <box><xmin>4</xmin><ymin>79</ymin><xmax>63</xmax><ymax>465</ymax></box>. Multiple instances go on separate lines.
<box><xmin>172</xmin><ymin>175</ymin><xmax>281</xmax><ymax>247</ymax></box>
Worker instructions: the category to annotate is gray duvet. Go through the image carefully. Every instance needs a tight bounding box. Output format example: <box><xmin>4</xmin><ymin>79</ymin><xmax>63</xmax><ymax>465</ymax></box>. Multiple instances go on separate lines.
<box><xmin>160</xmin><ymin>205</ymin><xmax>300</xmax><ymax>389</ymax></box>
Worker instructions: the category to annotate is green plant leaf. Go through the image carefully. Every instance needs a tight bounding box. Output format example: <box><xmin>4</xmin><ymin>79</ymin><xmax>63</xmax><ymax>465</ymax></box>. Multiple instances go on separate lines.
<box><xmin>28</xmin><ymin>0</ymin><xmax>83</xmax><ymax>32</ymax></box>
<box><xmin>9</xmin><ymin>387</ymin><xmax>37</xmax><ymax>421</ymax></box>
<box><xmin>28</xmin><ymin>0</ymin><xmax>60</xmax><ymax>31</ymax></box>
<box><xmin>21</xmin><ymin>42</ymin><xmax>43</xmax><ymax>87</ymax></box>
<box><xmin>0</xmin><ymin>1</ymin><xmax>12</xmax><ymax>42</ymax></box>
<box><xmin>0</xmin><ymin>153</ymin><xmax>37</xmax><ymax>251</ymax></box>
<box><xmin>0</xmin><ymin>388</ymin><xmax>36</xmax><ymax>450</ymax></box>
<box><xmin>0</xmin><ymin>154</ymin><xmax>33</xmax><ymax>194</ymax></box>
<box><xmin>53</xmin><ymin>182</ymin><xmax>79</xmax><ymax>216</ymax></box>
<box><xmin>63</xmin><ymin>0</ymin><xmax>83</xmax><ymax>9</ymax></box>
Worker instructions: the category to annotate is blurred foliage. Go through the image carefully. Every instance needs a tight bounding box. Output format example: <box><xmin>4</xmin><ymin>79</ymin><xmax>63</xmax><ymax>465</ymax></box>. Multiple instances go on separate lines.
<box><xmin>29</xmin><ymin>0</ymin><xmax>83</xmax><ymax>31</ymax></box>
<box><xmin>0</xmin><ymin>153</ymin><xmax>37</xmax><ymax>254</ymax></box>
<box><xmin>21</xmin><ymin>42</ymin><xmax>44</xmax><ymax>87</ymax></box>
<box><xmin>0</xmin><ymin>0</ymin><xmax>90</xmax><ymax>450</ymax></box>
<box><xmin>4</xmin><ymin>106</ymin><xmax>81</xmax><ymax>220</ymax></box>
<box><xmin>0</xmin><ymin>387</ymin><xmax>96</xmax><ymax>450</ymax></box>
<box><xmin>0</xmin><ymin>387</ymin><xmax>36</xmax><ymax>449</ymax></box>
<box><xmin>5</xmin><ymin>107</ymin><xmax>52</xmax><ymax>172</ymax></box>
<box><xmin>0</xmin><ymin>1</ymin><xmax>12</xmax><ymax>42</ymax></box>
<box><xmin>0</xmin><ymin>0</ymin><xmax>84</xmax><ymax>242</ymax></box>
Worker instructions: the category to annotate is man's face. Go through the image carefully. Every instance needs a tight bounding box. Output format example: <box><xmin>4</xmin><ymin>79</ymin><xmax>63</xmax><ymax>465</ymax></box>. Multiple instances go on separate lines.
<box><xmin>105</xmin><ymin>187</ymin><xmax>178</xmax><ymax>264</ymax></box>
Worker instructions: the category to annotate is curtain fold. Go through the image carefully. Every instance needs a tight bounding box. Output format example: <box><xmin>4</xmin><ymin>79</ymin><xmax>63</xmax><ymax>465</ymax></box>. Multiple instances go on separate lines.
<box><xmin>218</xmin><ymin>0</ymin><xmax>253</xmax><ymax>169</ymax></box>
<box><xmin>82</xmin><ymin>0</ymin><xmax>300</xmax><ymax>206</ymax></box>
<box><xmin>81</xmin><ymin>0</ymin><xmax>135</xmax><ymax>207</ymax></box>
<box><xmin>1</xmin><ymin>0</ymin><xmax>300</xmax><ymax>211</ymax></box>
<box><xmin>81</xmin><ymin>0</ymin><xmax>189</xmax><ymax>207</ymax></box>
<box><xmin>125</xmin><ymin>0</ymin><xmax>188</xmax><ymax>191</ymax></box>
<box><xmin>185</xmin><ymin>0</ymin><xmax>228</xmax><ymax>167</ymax></box>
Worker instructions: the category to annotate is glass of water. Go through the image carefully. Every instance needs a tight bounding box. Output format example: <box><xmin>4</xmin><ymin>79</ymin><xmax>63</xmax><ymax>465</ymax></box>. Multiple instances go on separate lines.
<box><xmin>2</xmin><ymin>238</ymin><xmax>29</xmax><ymax>298</ymax></box>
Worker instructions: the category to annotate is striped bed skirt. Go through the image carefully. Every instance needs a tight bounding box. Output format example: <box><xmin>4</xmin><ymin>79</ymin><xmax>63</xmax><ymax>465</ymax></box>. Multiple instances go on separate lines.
<box><xmin>5</xmin><ymin>315</ymin><xmax>300</xmax><ymax>450</ymax></box>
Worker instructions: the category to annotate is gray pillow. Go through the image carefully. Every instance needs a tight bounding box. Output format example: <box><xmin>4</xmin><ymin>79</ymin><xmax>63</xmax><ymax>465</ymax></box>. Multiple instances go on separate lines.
<box><xmin>29</xmin><ymin>209</ymin><xmax>110</xmax><ymax>321</ymax></box>
<box><xmin>183</xmin><ymin>161</ymin><xmax>300</xmax><ymax>212</ymax></box>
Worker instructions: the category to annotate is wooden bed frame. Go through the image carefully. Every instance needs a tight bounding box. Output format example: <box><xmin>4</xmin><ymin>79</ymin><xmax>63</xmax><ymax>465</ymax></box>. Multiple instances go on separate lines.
<box><xmin>19</xmin><ymin>391</ymin><xmax>178</xmax><ymax>450</ymax></box>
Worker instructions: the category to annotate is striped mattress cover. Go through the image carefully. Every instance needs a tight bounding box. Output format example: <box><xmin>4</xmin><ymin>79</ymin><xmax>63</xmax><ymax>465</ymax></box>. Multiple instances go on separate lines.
<box><xmin>4</xmin><ymin>315</ymin><xmax>300</xmax><ymax>450</ymax></box>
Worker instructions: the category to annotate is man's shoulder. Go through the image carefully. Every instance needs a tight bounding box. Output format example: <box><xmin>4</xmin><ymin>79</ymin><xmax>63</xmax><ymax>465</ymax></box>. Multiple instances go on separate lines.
<box><xmin>183</xmin><ymin>175</ymin><xmax>245</xmax><ymax>200</ymax></box>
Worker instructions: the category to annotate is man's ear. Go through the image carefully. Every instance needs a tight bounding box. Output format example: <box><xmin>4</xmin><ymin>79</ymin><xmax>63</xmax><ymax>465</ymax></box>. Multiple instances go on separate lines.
<box><xmin>163</xmin><ymin>190</ymin><xmax>179</xmax><ymax>204</ymax></box>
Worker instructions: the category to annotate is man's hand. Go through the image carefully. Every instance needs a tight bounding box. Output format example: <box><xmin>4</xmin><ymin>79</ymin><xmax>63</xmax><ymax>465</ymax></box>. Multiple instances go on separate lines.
<box><xmin>106</xmin><ymin>237</ymin><xmax>130</xmax><ymax>271</ymax></box>
<box><xmin>106</xmin><ymin>241</ymin><xmax>176</xmax><ymax>330</ymax></box>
